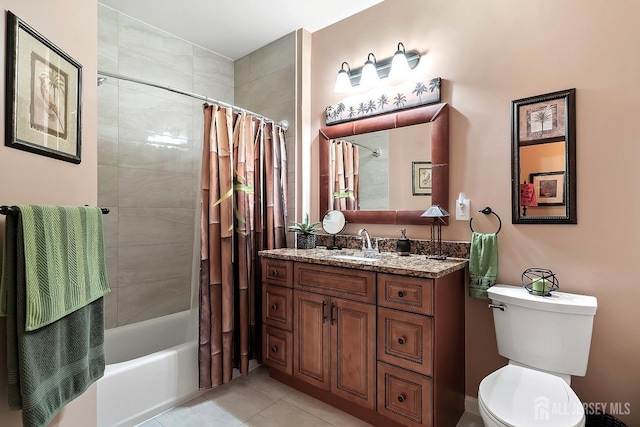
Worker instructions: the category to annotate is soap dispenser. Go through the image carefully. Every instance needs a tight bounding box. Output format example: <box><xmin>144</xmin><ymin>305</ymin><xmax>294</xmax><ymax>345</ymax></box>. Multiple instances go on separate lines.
<box><xmin>397</xmin><ymin>228</ymin><xmax>410</xmax><ymax>256</ymax></box>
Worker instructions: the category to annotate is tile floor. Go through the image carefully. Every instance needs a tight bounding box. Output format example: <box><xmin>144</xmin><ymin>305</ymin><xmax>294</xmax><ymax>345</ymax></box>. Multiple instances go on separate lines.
<box><xmin>137</xmin><ymin>366</ymin><xmax>484</xmax><ymax>427</ymax></box>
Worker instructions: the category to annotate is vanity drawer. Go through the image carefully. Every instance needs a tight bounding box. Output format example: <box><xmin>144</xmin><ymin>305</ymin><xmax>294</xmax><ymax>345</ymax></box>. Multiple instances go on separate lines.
<box><xmin>263</xmin><ymin>285</ymin><xmax>293</xmax><ymax>331</ymax></box>
<box><xmin>262</xmin><ymin>259</ymin><xmax>293</xmax><ymax>287</ymax></box>
<box><xmin>294</xmin><ymin>263</ymin><xmax>375</xmax><ymax>304</ymax></box>
<box><xmin>378</xmin><ymin>273</ymin><xmax>434</xmax><ymax>315</ymax></box>
<box><xmin>263</xmin><ymin>326</ymin><xmax>292</xmax><ymax>375</ymax></box>
<box><xmin>377</xmin><ymin>362</ymin><xmax>433</xmax><ymax>427</ymax></box>
<box><xmin>378</xmin><ymin>307</ymin><xmax>433</xmax><ymax>377</ymax></box>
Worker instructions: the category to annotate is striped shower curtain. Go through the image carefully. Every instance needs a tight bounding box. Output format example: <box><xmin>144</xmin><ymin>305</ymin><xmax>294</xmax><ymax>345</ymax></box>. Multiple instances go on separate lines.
<box><xmin>330</xmin><ymin>139</ymin><xmax>359</xmax><ymax>210</ymax></box>
<box><xmin>199</xmin><ymin>104</ymin><xmax>287</xmax><ymax>388</ymax></box>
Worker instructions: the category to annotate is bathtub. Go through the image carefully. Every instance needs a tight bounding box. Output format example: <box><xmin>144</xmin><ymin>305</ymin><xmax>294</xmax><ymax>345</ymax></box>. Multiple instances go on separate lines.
<box><xmin>97</xmin><ymin>310</ymin><xmax>200</xmax><ymax>427</ymax></box>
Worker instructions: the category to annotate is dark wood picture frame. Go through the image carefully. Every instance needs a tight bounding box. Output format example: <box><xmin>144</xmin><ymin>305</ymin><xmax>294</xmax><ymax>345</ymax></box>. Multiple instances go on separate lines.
<box><xmin>529</xmin><ymin>171</ymin><xmax>565</xmax><ymax>206</ymax></box>
<box><xmin>511</xmin><ymin>88</ymin><xmax>576</xmax><ymax>224</ymax></box>
<box><xmin>5</xmin><ymin>11</ymin><xmax>82</xmax><ymax>164</ymax></box>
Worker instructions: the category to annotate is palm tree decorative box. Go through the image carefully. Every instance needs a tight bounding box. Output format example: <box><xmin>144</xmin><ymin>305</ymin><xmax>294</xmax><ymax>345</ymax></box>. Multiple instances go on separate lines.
<box><xmin>325</xmin><ymin>77</ymin><xmax>441</xmax><ymax>125</ymax></box>
<box><xmin>289</xmin><ymin>214</ymin><xmax>320</xmax><ymax>249</ymax></box>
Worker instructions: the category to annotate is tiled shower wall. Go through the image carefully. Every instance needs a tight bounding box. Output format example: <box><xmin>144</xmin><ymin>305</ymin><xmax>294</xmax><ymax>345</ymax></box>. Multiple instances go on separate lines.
<box><xmin>97</xmin><ymin>5</ymin><xmax>297</xmax><ymax>328</ymax></box>
<box><xmin>234</xmin><ymin>33</ymin><xmax>297</xmax><ymax>248</ymax></box>
<box><xmin>97</xmin><ymin>4</ymin><xmax>235</xmax><ymax>328</ymax></box>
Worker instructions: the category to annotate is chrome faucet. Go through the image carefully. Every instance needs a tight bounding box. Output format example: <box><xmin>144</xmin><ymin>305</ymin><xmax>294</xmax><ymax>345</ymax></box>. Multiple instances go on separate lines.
<box><xmin>357</xmin><ymin>228</ymin><xmax>379</xmax><ymax>253</ymax></box>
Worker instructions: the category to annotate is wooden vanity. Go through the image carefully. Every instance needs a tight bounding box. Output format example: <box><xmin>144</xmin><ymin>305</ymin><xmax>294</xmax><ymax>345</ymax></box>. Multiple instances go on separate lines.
<box><xmin>260</xmin><ymin>249</ymin><xmax>467</xmax><ymax>427</ymax></box>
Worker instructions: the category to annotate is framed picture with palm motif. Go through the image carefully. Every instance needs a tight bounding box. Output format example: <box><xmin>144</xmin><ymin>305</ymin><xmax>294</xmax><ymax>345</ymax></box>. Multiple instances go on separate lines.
<box><xmin>514</xmin><ymin>90</ymin><xmax>569</xmax><ymax>145</ymax></box>
<box><xmin>5</xmin><ymin>11</ymin><xmax>82</xmax><ymax>164</ymax></box>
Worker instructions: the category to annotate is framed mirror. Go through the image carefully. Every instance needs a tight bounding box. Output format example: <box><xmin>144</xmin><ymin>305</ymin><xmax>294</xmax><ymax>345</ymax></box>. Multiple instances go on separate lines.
<box><xmin>511</xmin><ymin>88</ymin><xmax>576</xmax><ymax>224</ymax></box>
<box><xmin>319</xmin><ymin>103</ymin><xmax>449</xmax><ymax>225</ymax></box>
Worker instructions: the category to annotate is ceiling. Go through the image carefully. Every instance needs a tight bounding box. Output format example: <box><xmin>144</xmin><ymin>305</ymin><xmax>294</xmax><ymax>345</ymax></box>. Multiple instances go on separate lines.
<box><xmin>99</xmin><ymin>0</ymin><xmax>383</xmax><ymax>60</ymax></box>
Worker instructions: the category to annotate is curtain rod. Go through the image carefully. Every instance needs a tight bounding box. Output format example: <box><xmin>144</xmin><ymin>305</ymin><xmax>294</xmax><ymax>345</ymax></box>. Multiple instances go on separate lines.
<box><xmin>335</xmin><ymin>139</ymin><xmax>381</xmax><ymax>157</ymax></box>
<box><xmin>97</xmin><ymin>71</ymin><xmax>289</xmax><ymax>132</ymax></box>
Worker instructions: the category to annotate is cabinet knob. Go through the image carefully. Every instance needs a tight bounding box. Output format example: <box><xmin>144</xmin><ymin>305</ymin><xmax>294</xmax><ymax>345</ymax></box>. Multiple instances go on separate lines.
<box><xmin>271</xmin><ymin>346</ymin><xmax>278</xmax><ymax>353</ymax></box>
<box><xmin>398</xmin><ymin>336</ymin><xmax>406</xmax><ymax>345</ymax></box>
<box><xmin>397</xmin><ymin>393</ymin><xmax>406</xmax><ymax>403</ymax></box>
<box><xmin>271</xmin><ymin>304</ymin><xmax>278</xmax><ymax>311</ymax></box>
<box><xmin>271</xmin><ymin>269</ymin><xmax>278</xmax><ymax>277</ymax></box>
<box><xmin>397</xmin><ymin>291</ymin><xmax>405</xmax><ymax>298</ymax></box>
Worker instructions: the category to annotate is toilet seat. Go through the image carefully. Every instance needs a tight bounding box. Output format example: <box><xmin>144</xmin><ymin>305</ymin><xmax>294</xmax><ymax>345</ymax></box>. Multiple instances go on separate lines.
<box><xmin>478</xmin><ymin>365</ymin><xmax>585</xmax><ymax>427</ymax></box>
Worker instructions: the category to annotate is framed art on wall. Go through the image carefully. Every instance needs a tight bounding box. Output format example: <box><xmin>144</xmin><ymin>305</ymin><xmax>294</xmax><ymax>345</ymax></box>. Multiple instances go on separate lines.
<box><xmin>412</xmin><ymin>161</ymin><xmax>432</xmax><ymax>196</ymax></box>
<box><xmin>530</xmin><ymin>171</ymin><xmax>565</xmax><ymax>206</ymax></box>
<box><xmin>5</xmin><ymin>11</ymin><xmax>82</xmax><ymax>164</ymax></box>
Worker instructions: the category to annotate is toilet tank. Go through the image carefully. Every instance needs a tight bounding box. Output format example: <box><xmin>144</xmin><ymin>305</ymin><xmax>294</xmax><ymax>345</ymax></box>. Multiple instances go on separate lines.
<box><xmin>488</xmin><ymin>285</ymin><xmax>597</xmax><ymax>376</ymax></box>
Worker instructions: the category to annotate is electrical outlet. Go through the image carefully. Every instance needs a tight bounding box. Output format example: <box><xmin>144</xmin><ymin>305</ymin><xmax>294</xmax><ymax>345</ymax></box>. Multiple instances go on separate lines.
<box><xmin>456</xmin><ymin>199</ymin><xmax>470</xmax><ymax>221</ymax></box>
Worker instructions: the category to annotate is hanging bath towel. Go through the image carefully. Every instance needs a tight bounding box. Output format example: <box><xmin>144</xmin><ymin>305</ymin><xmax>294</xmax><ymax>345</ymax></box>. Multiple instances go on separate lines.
<box><xmin>0</xmin><ymin>206</ymin><xmax>110</xmax><ymax>427</ymax></box>
<box><xmin>468</xmin><ymin>231</ymin><xmax>498</xmax><ymax>300</ymax></box>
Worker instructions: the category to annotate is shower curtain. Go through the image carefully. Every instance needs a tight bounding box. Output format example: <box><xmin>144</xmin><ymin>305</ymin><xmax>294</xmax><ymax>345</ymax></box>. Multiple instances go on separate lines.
<box><xmin>199</xmin><ymin>104</ymin><xmax>287</xmax><ymax>388</ymax></box>
<box><xmin>331</xmin><ymin>140</ymin><xmax>359</xmax><ymax>210</ymax></box>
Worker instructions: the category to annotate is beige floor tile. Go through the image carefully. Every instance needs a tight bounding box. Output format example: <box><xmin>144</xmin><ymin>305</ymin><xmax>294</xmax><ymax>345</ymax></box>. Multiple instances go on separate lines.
<box><xmin>239</xmin><ymin>366</ymin><xmax>296</xmax><ymax>399</ymax></box>
<box><xmin>154</xmin><ymin>396</ymin><xmax>242</xmax><ymax>426</ymax></box>
<box><xmin>456</xmin><ymin>411</ymin><xmax>484</xmax><ymax>427</ymax></box>
<box><xmin>242</xmin><ymin>400</ymin><xmax>333</xmax><ymax>427</ymax></box>
<box><xmin>283</xmin><ymin>389</ymin><xmax>373</xmax><ymax>426</ymax></box>
<box><xmin>136</xmin><ymin>419</ymin><xmax>163</xmax><ymax>427</ymax></box>
<box><xmin>202</xmin><ymin>378</ymin><xmax>279</xmax><ymax>422</ymax></box>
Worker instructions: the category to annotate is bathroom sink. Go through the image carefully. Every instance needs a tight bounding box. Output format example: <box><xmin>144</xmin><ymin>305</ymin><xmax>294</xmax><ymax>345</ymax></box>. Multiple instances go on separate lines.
<box><xmin>332</xmin><ymin>254</ymin><xmax>380</xmax><ymax>262</ymax></box>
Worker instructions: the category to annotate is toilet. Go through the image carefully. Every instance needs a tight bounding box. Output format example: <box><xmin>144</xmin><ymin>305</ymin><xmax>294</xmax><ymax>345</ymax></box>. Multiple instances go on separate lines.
<box><xmin>478</xmin><ymin>284</ymin><xmax>597</xmax><ymax>427</ymax></box>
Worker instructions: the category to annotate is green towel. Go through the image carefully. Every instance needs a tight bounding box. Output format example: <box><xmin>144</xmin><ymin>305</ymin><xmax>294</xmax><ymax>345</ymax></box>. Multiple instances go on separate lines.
<box><xmin>468</xmin><ymin>232</ymin><xmax>498</xmax><ymax>299</ymax></box>
<box><xmin>0</xmin><ymin>205</ymin><xmax>110</xmax><ymax>330</ymax></box>
<box><xmin>1</xmin><ymin>206</ymin><xmax>109</xmax><ymax>427</ymax></box>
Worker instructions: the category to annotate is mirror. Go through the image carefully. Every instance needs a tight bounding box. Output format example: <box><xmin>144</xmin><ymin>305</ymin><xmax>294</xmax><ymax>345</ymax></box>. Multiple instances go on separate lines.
<box><xmin>329</xmin><ymin>124</ymin><xmax>431</xmax><ymax>211</ymax></box>
<box><xmin>319</xmin><ymin>103</ymin><xmax>449</xmax><ymax>225</ymax></box>
<box><xmin>511</xmin><ymin>89</ymin><xmax>576</xmax><ymax>224</ymax></box>
<box><xmin>322</xmin><ymin>210</ymin><xmax>346</xmax><ymax>250</ymax></box>
<box><xmin>322</xmin><ymin>210</ymin><xmax>347</xmax><ymax>234</ymax></box>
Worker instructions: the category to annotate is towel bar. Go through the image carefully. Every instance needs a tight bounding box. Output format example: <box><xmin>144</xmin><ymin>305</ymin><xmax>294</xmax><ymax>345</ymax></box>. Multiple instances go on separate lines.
<box><xmin>0</xmin><ymin>205</ymin><xmax>110</xmax><ymax>215</ymax></box>
<box><xmin>469</xmin><ymin>206</ymin><xmax>501</xmax><ymax>234</ymax></box>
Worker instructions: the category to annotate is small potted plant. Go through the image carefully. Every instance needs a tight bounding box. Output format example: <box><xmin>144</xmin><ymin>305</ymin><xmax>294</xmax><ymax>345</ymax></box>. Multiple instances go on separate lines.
<box><xmin>288</xmin><ymin>213</ymin><xmax>320</xmax><ymax>249</ymax></box>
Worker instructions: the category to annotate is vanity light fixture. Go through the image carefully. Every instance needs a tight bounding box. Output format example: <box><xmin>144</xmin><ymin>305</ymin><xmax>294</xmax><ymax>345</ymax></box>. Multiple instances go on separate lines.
<box><xmin>388</xmin><ymin>42</ymin><xmax>412</xmax><ymax>80</ymax></box>
<box><xmin>359</xmin><ymin>53</ymin><xmax>380</xmax><ymax>87</ymax></box>
<box><xmin>421</xmin><ymin>204</ymin><xmax>450</xmax><ymax>260</ymax></box>
<box><xmin>332</xmin><ymin>42</ymin><xmax>421</xmax><ymax>93</ymax></box>
<box><xmin>333</xmin><ymin>62</ymin><xmax>352</xmax><ymax>93</ymax></box>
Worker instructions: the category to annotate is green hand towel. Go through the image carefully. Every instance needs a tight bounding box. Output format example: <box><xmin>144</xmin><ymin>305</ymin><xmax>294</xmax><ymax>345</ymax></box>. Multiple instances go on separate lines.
<box><xmin>0</xmin><ymin>205</ymin><xmax>110</xmax><ymax>330</ymax></box>
<box><xmin>468</xmin><ymin>232</ymin><xmax>498</xmax><ymax>299</ymax></box>
<box><xmin>1</xmin><ymin>206</ymin><xmax>109</xmax><ymax>427</ymax></box>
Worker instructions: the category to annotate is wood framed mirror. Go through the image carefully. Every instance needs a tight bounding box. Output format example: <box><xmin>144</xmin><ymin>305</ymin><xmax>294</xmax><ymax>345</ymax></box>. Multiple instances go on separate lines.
<box><xmin>511</xmin><ymin>89</ymin><xmax>576</xmax><ymax>224</ymax></box>
<box><xmin>319</xmin><ymin>103</ymin><xmax>449</xmax><ymax>225</ymax></box>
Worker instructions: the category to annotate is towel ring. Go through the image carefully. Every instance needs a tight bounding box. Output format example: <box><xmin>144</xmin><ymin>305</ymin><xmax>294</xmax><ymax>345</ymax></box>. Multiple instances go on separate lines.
<box><xmin>469</xmin><ymin>206</ymin><xmax>502</xmax><ymax>234</ymax></box>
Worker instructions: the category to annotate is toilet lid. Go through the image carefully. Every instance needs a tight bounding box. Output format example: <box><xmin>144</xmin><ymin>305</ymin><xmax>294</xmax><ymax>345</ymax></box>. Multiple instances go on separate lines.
<box><xmin>479</xmin><ymin>365</ymin><xmax>584</xmax><ymax>427</ymax></box>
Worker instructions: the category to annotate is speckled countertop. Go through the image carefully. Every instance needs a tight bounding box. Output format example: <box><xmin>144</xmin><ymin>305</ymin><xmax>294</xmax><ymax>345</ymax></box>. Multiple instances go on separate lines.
<box><xmin>259</xmin><ymin>248</ymin><xmax>468</xmax><ymax>279</ymax></box>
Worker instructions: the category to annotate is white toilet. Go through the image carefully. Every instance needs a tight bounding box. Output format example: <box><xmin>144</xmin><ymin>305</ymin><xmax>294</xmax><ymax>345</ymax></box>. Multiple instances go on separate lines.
<box><xmin>478</xmin><ymin>284</ymin><xmax>597</xmax><ymax>427</ymax></box>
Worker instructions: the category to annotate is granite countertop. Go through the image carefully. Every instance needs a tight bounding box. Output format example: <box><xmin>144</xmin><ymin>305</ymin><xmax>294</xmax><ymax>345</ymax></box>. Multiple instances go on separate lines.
<box><xmin>259</xmin><ymin>247</ymin><xmax>468</xmax><ymax>279</ymax></box>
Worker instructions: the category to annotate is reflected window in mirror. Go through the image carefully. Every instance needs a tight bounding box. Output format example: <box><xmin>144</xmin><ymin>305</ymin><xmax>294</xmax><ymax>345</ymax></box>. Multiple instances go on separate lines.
<box><xmin>511</xmin><ymin>89</ymin><xmax>576</xmax><ymax>224</ymax></box>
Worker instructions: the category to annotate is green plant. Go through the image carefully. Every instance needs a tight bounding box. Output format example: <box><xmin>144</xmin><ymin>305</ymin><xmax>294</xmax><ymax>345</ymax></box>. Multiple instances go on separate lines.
<box><xmin>288</xmin><ymin>213</ymin><xmax>320</xmax><ymax>235</ymax></box>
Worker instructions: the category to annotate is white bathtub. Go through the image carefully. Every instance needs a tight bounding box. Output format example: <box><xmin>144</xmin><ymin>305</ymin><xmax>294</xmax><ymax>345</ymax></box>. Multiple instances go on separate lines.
<box><xmin>97</xmin><ymin>310</ymin><xmax>200</xmax><ymax>427</ymax></box>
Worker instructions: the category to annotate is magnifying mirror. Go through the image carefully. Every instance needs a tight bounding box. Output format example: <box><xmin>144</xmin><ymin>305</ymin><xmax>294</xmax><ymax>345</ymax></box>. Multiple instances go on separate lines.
<box><xmin>322</xmin><ymin>210</ymin><xmax>346</xmax><ymax>250</ymax></box>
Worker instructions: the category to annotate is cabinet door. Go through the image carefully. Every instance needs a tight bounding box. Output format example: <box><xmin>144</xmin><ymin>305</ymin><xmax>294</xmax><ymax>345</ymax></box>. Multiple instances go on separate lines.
<box><xmin>293</xmin><ymin>290</ymin><xmax>330</xmax><ymax>390</ymax></box>
<box><xmin>331</xmin><ymin>298</ymin><xmax>376</xmax><ymax>410</ymax></box>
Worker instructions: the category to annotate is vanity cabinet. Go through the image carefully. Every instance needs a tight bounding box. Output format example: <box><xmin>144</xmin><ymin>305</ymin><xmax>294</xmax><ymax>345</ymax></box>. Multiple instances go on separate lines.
<box><xmin>260</xmin><ymin>253</ymin><xmax>465</xmax><ymax>427</ymax></box>
<box><xmin>262</xmin><ymin>259</ymin><xmax>294</xmax><ymax>375</ymax></box>
<box><xmin>293</xmin><ymin>263</ymin><xmax>376</xmax><ymax>409</ymax></box>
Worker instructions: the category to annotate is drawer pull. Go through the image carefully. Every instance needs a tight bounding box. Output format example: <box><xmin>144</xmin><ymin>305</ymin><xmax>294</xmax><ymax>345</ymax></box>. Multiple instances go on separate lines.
<box><xmin>397</xmin><ymin>291</ymin><xmax>405</xmax><ymax>298</ymax></box>
<box><xmin>397</xmin><ymin>393</ymin><xmax>406</xmax><ymax>403</ymax></box>
<box><xmin>398</xmin><ymin>336</ymin><xmax>406</xmax><ymax>345</ymax></box>
<box><xmin>271</xmin><ymin>346</ymin><xmax>278</xmax><ymax>353</ymax></box>
<box><xmin>331</xmin><ymin>302</ymin><xmax>337</xmax><ymax>325</ymax></box>
<box><xmin>271</xmin><ymin>269</ymin><xmax>278</xmax><ymax>277</ymax></box>
<box><xmin>271</xmin><ymin>303</ymin><xmax>278</xmax><ymax>311</ymax></box>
